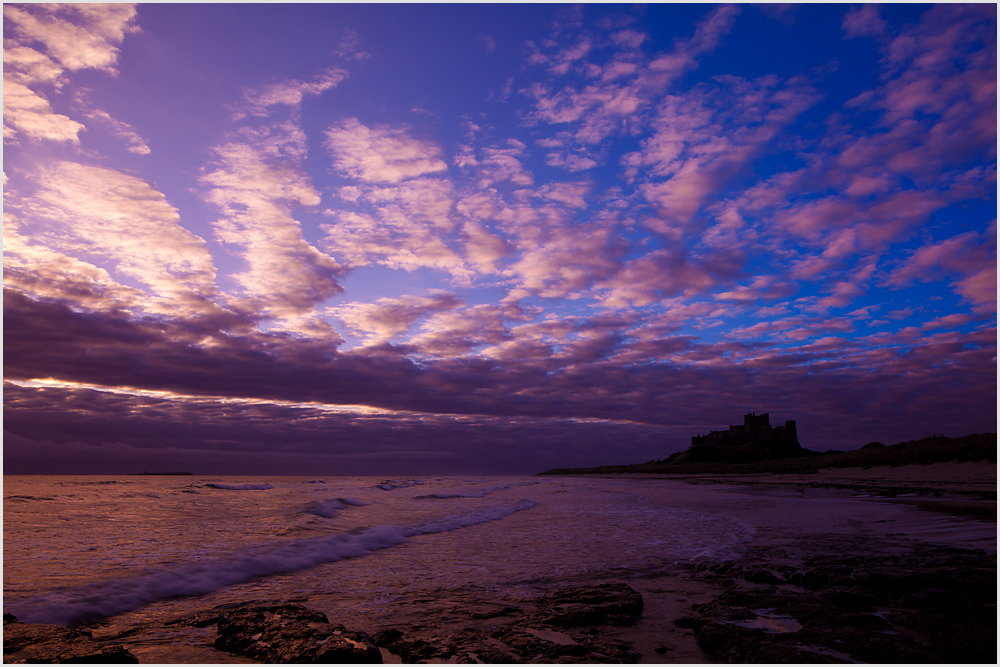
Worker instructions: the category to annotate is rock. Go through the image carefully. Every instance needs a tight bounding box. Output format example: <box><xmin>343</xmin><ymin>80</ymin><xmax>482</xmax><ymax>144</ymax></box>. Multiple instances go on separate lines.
<box><xmin>685</xmin><ymin>539</ymin><xmax>996</xmax><ymax>664</ymax></box>
<box><xmin>371</xmin><ymin>584</ymin><xmax>643</xmax><ymax>663</ymax></box>
<box><xmin>213</xmin><ymin>603</ymin><xmax>381</xmax><ymax>663</ymax></box>
<box><xmin>372</xmin><ymin>628</ymin><xmax>443</xmax><ymax>662</ymax></box>
<box><xmin>3</xmin><ymin>615</ymin><xmax>138</xmax><ymax>664</ymax></box>
<box><xmin>536</xmin><ymin>583</ymin><xmax>643</xmax><ymax>627</ymax></box>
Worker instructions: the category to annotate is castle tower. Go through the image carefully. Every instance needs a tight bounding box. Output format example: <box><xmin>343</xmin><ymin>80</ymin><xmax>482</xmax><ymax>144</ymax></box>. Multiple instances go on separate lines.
<box><xmin>784</xmin><ymin>420</ymin><xmax>797</xmax><ymax>444</ymax></box>
<box><xmin>743</xmin><ymin>412</ymin><xmax>770</xmax><ymax>433</ymax></box>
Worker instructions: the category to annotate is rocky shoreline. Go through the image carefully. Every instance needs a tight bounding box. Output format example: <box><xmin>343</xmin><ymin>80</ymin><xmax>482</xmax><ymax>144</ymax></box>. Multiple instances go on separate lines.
<box><xmin>5</xmin><ymin>530</ymin><xmax>995</xmax><ymax>664</ymax></box>
<box><xmin>680</xmin><ymin>534</ymin><xmax>996</xmax><ymax>664</ymax></box>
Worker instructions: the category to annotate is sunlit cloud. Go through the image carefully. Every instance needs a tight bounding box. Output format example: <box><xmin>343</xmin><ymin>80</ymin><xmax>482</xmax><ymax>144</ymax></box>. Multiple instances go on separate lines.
<box><xmin>326</xmin><ymin>118</ymin><xmax>448</xmax><ymax>183</ymax></box>
<box><xmin>2</xmin><ymin>5</ymin><xmax>994</xmax><ymax>472</ymax></box>
<box><xmin>18</xmin><ymin>162</ymin><xmax>218</xmax><ymax>311</ymax></box>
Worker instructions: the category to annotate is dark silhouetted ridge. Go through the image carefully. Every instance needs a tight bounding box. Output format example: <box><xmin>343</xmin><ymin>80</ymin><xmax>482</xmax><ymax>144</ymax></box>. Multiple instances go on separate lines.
<box><xmin>537</xmin><ymin>433</ymin><xmax>996</xmax><ymax>476</ymax></box>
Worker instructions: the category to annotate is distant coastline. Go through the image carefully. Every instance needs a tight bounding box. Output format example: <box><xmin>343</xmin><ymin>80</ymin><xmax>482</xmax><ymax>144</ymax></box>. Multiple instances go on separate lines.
<box><xmin>538</xmin><ymin>433</ymin><xmax>996</xmax><ymax>477</ymax></box>
<box><xmin>135</xmin><ymin>471</ymin><xmax>193</xmax><ymax>476</ymax></box>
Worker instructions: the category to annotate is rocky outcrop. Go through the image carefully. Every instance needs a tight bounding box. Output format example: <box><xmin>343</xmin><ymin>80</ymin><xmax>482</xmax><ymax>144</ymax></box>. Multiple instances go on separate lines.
<box><xmin>534</xmin><ymin>583</ymin><xmax>643</xmax><ymax>627</ymax></box>
<box><xmin>211</xmin><ymin>603</ymin><xmax>382</xmax><ymax>663</ymax></box>
<box><xmin>680</xmin><ymin>539</ymin><xmax>997</xmax><ymax>664</ymax></box>
<box><xmin>372</xmin><ymin>584</ymin><xmax>644</xmax><ymax>663</ymax></box>
<box><xmin>3</xmin><ymin>614</ymin><xmax>138</xmax><ymax>664</ymax></box>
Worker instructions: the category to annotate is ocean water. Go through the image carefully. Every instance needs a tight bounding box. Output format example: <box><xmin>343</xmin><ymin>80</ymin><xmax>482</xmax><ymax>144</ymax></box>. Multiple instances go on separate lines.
<box><xmin>4</xmin><ymin>474</ymin><xmax>995</xmax><ymax>656</ymax></box>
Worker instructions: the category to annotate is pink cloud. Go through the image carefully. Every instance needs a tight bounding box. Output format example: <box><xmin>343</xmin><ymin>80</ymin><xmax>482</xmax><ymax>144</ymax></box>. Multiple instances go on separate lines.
<box><xmin>2</xmin><ymin>4</ymin><xmax>137</xmax><ymax>73</ymax></box>
<box><xmin>594</xmin><ymin>248</ymin><xmax>717</xmax><ymax>307</ymax></box>
<box><xmin>638</xmin><ymin>76</ymin><xmax>819</xmax><ymax>229</ymax></box>
<box><xmin>330</xmin><ymin>292</ymin><xmax>464</xmax><ymax>344</ymax></box>
<box><xmin>3</xmin><ymin>216</ymin><xmax>146</xmax><ymax>311</ymax></box>
<box><xmin>325</xmin><ymin>119</ymin><xmax>448</xmax><ymax>183</ymax></box>
<box><xmin>203</xmin><ymin>136</ymin><xmax>345</xmax><ymax>317</ymax></box>
<box><xmin>510</xmin><ymin>225</ymin><xmax>624</xmax><ymax>299</ymax></box>
<box><xmin>522</xmin><ymin>5</ymin><xmax>741</xmax><ymax>169</ymax></box>
<box><xmin>886</xmin><ymin>229</ymin><xmax>996</xmax><ymax>310</ymax></box>
<box><xmin>239</xmin><ymin>68</ymin><xmax>349</xmax><ymax>118</ymax></box>
<box><xmin>2</xmin><ymin>81</ymin><xmax>84</xmax><ymax>143</ymax></box>
<box><xmin>922</xmin><ymin>313</ymin><xmax>973</xmax><ymax>331</ymax></box>
<box><xmin>842</xmin><ymin>5</ymin><xmax>888</xmax><ymax>39</ymax></box>
<box><xmin>409</xmin><ymin>304</ymin><xmax>510</xmax><ymax>356</ymax></box>
<box><xmin>25</xmin><ymin>162</ymin><xmax>219</xmax><ymax>313</ymax></box>
<box><xmin>953</xmin><ymin>266</ymin><xmax>997</xmax><ymax>312</ymax></box>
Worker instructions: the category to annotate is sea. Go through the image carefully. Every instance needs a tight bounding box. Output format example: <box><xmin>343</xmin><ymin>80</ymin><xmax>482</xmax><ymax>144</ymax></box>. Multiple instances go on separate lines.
<box><xmin>3</xmin><ymin>474</ymin><xmax>995</xmax><ymax>660</ymax></box>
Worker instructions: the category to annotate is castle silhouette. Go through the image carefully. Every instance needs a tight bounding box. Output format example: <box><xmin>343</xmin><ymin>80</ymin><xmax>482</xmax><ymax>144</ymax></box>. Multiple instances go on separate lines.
<box><xmin>691</xmin><ymin>412</ymin><xmax>798</xmax><ymax>447</ymax></box>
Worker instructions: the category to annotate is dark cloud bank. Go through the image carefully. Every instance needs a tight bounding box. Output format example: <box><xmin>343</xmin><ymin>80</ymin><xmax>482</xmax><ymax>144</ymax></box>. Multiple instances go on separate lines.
<box><xmin>5</xmin><ymin>290</ymin><xmax>995</xmax><ymax>475</ymax></box>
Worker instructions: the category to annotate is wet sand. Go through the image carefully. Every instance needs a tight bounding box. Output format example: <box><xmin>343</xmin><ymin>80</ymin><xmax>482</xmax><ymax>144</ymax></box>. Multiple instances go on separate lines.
<box><xmin>572</xmin><ymin>460</ymin><xmax>995</xmax><ymax>491</ymax></box>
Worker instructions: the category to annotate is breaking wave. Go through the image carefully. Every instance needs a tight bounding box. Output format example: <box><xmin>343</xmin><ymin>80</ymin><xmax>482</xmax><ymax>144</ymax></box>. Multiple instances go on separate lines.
<box><xmin>302</xmin><ymin>497</ymin><xmax>369</xmax><ymax>518</ymax></box>
<box><xmin>375</xmin><ymin>479</ymin><xmax>421</xmax><ymax>491</ymax></box>
<box><xmin>415</xmin><ymin>484</ymin><xmax>510</xmax><ymax>500</ymax></box>
<box><xmin>206</xmin><ymin>483</ymin><xmax>273</xmax><ymax>491</ymax></box>
<box><xmin>4</xmin><ymin>500</ymin><xmax>537</xmax><ymax>627</ymax></box>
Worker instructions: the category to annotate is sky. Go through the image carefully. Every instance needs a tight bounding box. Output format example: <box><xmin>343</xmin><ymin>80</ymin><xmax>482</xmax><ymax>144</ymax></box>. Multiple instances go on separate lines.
<box><xmin>3</xmin><ymin>3</ymin><xmax>996</xmax><ymax>475</ymax></box>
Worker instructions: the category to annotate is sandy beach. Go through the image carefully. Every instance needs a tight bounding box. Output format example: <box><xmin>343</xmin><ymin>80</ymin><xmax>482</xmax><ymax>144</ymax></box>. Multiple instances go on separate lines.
<box><xmin>4</xmin><ymin>467</ymin><xmax>995</xmax><ymax>663</ymax></box>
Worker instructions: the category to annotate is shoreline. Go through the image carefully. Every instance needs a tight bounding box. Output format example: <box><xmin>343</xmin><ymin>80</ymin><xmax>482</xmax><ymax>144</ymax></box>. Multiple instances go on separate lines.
<box><xmin>544</xmin><ymin>460</ymin><xmax>996</xmax><ymax>497</ymax></box>
<box><xmin>5</xmin><ymin>469</ymin><xmax>996</xmax><ymax>663</ymax></box>
<box><xmin>7</xmin><ymin>528</ymin><xmax>994</xmax><ymax>663</ymax></box>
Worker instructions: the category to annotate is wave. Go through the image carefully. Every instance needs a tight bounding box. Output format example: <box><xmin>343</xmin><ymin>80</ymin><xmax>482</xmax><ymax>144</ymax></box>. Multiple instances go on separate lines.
<box><xmin>206</xmin><ymin>483</ymin><xmax>273</xmax><ymax>491</ymax></box>
<box><xmin>4</xmin><ymin>500</ymin><xmax>537</xmax><ymax>627</ymax></box>
<box><xmin>415</xmin><ymin>484</ymin><xmax>510</xmax><ymax>500</ymax></box>
<box><xmin>301</xmin><ymin>497</ymin><xmax>369</xmax><ymax>518</ymax></box>
<box><xmin>402</xmin><ymin>500</ymin><xmax>536</xmax><ymax>537</ymax></box>
<box><xmin>375</xmin><ymin>479</ymin><xmax>421</xmax><ymax>491</ymax></box>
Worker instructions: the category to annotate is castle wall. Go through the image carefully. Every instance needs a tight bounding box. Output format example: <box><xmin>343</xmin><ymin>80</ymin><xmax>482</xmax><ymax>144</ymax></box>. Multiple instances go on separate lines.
<box><xmin>691</xmin><ymin>413</ymin><xmax>798</xmax><ymax>447</ymax></box>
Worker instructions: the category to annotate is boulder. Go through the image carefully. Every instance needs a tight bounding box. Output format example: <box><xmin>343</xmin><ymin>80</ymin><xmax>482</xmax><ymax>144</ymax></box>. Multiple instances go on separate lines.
<box><xmin>3</xmin><ymin>615</ymin><xmax>138</xmax><ymax>664</ymax></box>
<box><xmin>214</xmin><ymin>603</ymin><xmax>381</xmax><ymax>663</ymax></box>
<box><xmin>536</xmin><ymin>583</ymin><xmax>643</xmax><ymax>627</ymax></box>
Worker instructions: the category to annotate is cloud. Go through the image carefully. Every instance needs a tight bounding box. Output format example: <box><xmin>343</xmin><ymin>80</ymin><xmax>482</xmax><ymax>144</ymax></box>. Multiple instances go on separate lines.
<box><xmin>2</xmin><ymin>5</ymin><xmax>995</xmax><ymax>474</ymax></box>
<box><xmin>408</xmin><ymin>305</ymin><xmax>510</xmax><ymax>356</ymax></box>
<box><xmin>2</xmin><ymin>4</ymin><xmax>138</xmax><ymax>73</ymax></box>
<box><xmin>79</xmin><ymin>105</ymin><xmax>151</xmax><ymax>154</ymax></box>
<box><xmin>1</xmin><ymin>80</ymin><xmax>84</xmax><ymax>143</ymax></box>
<box><xmin>594</xmin><ymin>248</ymin><xmax>718</xmax><ymax>308</ymax></box>
<box><xmin>509</xmin><ymin>225</ymin><xmax>625</xmax><ymax>299</ymax></box>
<box><xmin>3</xmin><ymin>213</ymin><xmax>147</xmax><ymax>310</ymax></box>
<box><xmin>18</xmin><ymin>162</ymin><xmax>217</xmax><ymax>312</ymax></box>
<box><xmin>886</xmin><ymin>229</ymin><xmax>997</xmax><ymax>311</ymax></box>
<box><xmin>326</xmin><ymin>119</ymin><xmax>448</xmax><ymax>183</ymax></box>
<box><xmin>842</xmin><ymin>5</ymin><xmax>888</xmax><ymax>39</ymax></box>
<box><xmin>204</xmin><ymin>141</ymin><xmax>345</xmax><ymax>317</ymax></box>
<box><xmin>321</xmin><ymin>178</ymin><xmax>467</xmax><ymax>276</ymax></box>
<box><xmin>330</xmin><ymin>292</ymin><xmax>464</xmax><ymax>344</ymax></box>
<box><xmin>522</xmin><ymin>5</ymin><xmax>740</xmax><ymax>172</ymax></box>
<box><xmin>3</xmin><ymin>45</ymin><xmax>64</xmax><ymax>86</ymax></box>
<box><xmin>239</xmin><ymin>68</ymin><xmax>349</xmax><ymax>118</ymax></box>
<box><xmin>2</xmin><ymin>4</ymin><xmax>138</xmax><ymax>144</ymax></box>
<box><xmin>332</xmin><ymin>28</ymin><xmax>370</xmax><ymax>61</ymax></box>
<box><xmin>637</xmin><ymin>75</ymin><xmax>819</xmax><ymax>230</ymax></box>
<box><xmin>5</xmin><ymin>286</ymin><xmax>996</xmax><ymax>460</ymax></box>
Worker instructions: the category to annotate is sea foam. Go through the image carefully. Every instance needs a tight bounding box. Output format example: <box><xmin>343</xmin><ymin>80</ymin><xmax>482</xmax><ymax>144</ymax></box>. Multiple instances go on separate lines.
<box><xmin>375</xmin><ymin>479</ymin><xmax>421</xmax><ymax>491</ymax></box>
<box><xmin>4</xmin><ymin>500</ymin><xmax>536</xmax><ymax>627</ymax></box>
<box><xmin>415</xmin><ymin>484</ymin><xmax>510</xmax><ymax>499</ymax></box>
<box><xmin>302</xmin><ymin>497</ymin><xmax>369</xmax><ymax>518</ymax></box>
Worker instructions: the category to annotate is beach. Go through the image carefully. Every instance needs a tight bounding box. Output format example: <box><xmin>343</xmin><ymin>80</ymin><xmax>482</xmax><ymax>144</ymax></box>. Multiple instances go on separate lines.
<box><xmin>3</xmin><ymin>466</ymin><xmax>995</xmax><ymax>663</ymax></box>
